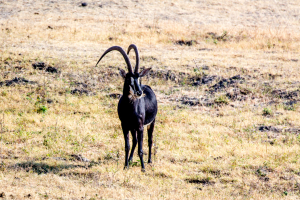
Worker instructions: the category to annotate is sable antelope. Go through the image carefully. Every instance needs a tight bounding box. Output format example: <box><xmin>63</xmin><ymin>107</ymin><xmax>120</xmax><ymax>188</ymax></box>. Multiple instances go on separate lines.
<box><xmin>95</xmin><ymin>44</ymin><xmax>158</xmax><ymax>171</ymax></box>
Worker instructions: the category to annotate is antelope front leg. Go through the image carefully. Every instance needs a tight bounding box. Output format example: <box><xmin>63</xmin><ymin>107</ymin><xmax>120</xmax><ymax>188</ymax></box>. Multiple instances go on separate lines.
<box><xmin>129</xmin><ymin>130</ymin><xmax>137</xmax><ymax>163</ymax></box>
<box><xmin>147</xmin><ymin>119</ymin><xmax>155</xmax><ymax>163</ymax></box>
<box><xmin>137</xmin><ymin>128</ymin><xmax>145</xmax><ymax>171</ymax></box>
<box><xmin>122</xmin><ymin>125</ymin><xmax>130</xmax><ymax>169</ymax></box>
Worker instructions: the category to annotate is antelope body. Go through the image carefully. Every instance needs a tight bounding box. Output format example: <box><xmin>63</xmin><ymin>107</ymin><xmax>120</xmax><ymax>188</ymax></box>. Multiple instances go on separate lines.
<box><xmin>96</xmin><ymin>44</ymin><xmax>158</xmax><ymax>171</ymax></box>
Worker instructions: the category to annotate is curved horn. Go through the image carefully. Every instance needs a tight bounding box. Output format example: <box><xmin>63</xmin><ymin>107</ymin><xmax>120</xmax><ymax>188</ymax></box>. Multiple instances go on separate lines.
<box><xmin>95</xmin><ymin>46</ymin><xmax>133</xmax><ymax>74</ymax></box>
<box><xmin>127</xmin><ymin>44</ymin><xmax>140</xmax><ymax>73</ymax></box>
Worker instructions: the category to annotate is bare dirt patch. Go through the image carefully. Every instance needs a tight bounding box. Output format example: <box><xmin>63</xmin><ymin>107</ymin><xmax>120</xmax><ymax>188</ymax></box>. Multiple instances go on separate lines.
<box><xmin>258</xmin><ymin>125</ymin><xmax>300</xmax><ymax>135</ymax></box>
<box><xmin>271</xmin><ymin>89</ymin><xmax>299</xmax><ymax>100</ymax></box>
<box><xmin>210</xmin><ymin>75</ymin><xmax>245</xmax><ymax>92</ymax></box>
<box><xmin>32</xmin><ymin>62</ymin><xmax>58</xmax><ymax>73</ymax></box>
<box><xmin>0</xmin><ymin>77</ymin><xmax>36</xmax><ymax>87</ymax></box>
<box><xmin>174</xmin><ymin>40</ymin><xmax>198</xmax><ymax>46</ymax></box>
<box><xmin>186</xmin><ymin>178</ymin><xmax>215</xmax><ymax>186</ymax></box>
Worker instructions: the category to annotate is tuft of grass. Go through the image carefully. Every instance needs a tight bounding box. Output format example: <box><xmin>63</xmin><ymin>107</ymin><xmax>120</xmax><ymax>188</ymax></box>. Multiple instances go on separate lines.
<box><xmin>1</xmin><ymin>91</ymin><xmax>7</xmax><ymax>96</ymax></box>
<box><xmin>36</xmin><ymin>105</ymin><xmax>48</xmax><ymax>114</ymax></box>
<box><xmin>214</xmin><ymin>95</ymin><xmax>229</xmax><ymax>105</ymax></box>
<box><xmin>262</xmin><ymin>107</ymin><xmax>273</xmax><ymax>116</ymax></box>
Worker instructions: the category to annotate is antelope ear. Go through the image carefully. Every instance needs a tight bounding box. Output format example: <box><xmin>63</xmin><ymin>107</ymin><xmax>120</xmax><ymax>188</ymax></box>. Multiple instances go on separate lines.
<box><xmin>139</xmin><ymin>68</ymin><xmax>152</xmax><ymax>77</ymax></box>
<box><xmin>119</xmin><ymin>69</ymin><xmax>126</xmax><ymax>78</ymax></box>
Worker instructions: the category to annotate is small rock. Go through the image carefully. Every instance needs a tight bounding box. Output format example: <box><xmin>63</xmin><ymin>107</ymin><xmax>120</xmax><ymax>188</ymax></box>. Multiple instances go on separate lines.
<box><xmin>46</xmin><ymin>99</ymin><xmax>53</xmax><ymax>104</ymax></box>
<box><xmin>213</xmin><ymin>156</ymin><xmax>222</xmax><ymax>160</ymax></box>
<box><xmin>32</xmin><ymin>62</ymin><xmax>47</xmax><ymax>70</ymax></box>
<box><xmin>201</xmin><ymin>65</ymin><xmax>210</xmax><ymax>70</ymax></box>
<box><xmin>45</xmin><ymin>66</ymin><xmax>57</xmax><ymax>73</ymax></box>
<box><xmin>198</xmin><ymin>48</ymin><xmax>212</xmax><ymax>51</ymax></box>
<box><xmin>182</xmin><ymin>99</ymin><xmax>200</xmax><ymax>106</ymax></box>
<box><xmin>256</xmin><ymin>167</ymin><xmax>269</xmax><ymax>177</ymax></box>
<box><xmin>81</xmin><ymin>2</ymin><xmax>87</xmax><ymax>7</ymax></box>
<box><xmin>258</xmin><ymin>126</ymin><xmax>282</xmax><ymax>133</ymax></box>
<box><xmin>70</xmin><ymin>88</ymin><xmax>95</xmax><ymax>96</ymax></box>
<box><xmin>260</xmin><ymin>177</ymin><xmax>270</xmax><ymax>181</ymax></box>
<box><xmin>71</xmin><ymin>154</ymin><xmax>90</xmax><ymax>162</ymax></box>
<box><xmin>175</xmin><ymin>40</ymin><xmax>197</xmax><ymax>46</ymax></box>
<box><xmin>52</xmin><ymin>157</ymin><xmax>66</xmax><ymax>161</ymax></box>
<box><xmin>192</xmin><ymin>81</ymin><xmax>201</xmax><ymax>86</ymax></box>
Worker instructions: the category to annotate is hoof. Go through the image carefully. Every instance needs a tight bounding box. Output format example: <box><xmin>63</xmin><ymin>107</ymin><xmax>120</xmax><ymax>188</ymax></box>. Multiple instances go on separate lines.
<box><xmin>141</xmin><ymin>168</ymin><xmax>146</xmax><ymax>172</ymax></box>
<box><xmin>123</xmin><ymin>166</ymin><xmax>129</xmax><ymax>170</ymax></box>
<box><xmin>147</xmin><ymin>160</ymin><xmax>152</xmax><ymax>164</ymax></box>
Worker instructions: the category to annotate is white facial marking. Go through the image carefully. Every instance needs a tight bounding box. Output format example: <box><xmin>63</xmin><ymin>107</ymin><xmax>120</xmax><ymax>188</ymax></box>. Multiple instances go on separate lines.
<box><xmin>129</xmin><ymin>85</ymin><xmax>134</xmax><ymax>93</ymax></box>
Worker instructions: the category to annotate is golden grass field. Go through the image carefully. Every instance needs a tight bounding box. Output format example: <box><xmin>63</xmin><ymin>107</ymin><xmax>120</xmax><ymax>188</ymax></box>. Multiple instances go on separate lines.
<box><xmin>1</xmin><ymin>0</ymin><xmax>300</xmax><ymax>199</ymax></box>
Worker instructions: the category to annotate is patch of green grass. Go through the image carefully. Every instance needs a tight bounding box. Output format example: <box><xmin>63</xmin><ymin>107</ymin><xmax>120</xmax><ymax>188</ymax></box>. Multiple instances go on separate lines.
<box><xmin>37</xmin><ymin>105</ymin><xmax>48</xmax><ymax>113</ymax></box>
<box><xmin>214</xmin><ymin>95</ymin><xmax>229</xmax><ymax>105</ymax></box>
<box><xmin>262</xmin><ymin>107</ymin><xmax>272</xmax><ymax>116</ymax></box>
<box><xmin>1</xmin><ymin>91</ymin><xmax>7</xmax><ymax>96</ymax></box>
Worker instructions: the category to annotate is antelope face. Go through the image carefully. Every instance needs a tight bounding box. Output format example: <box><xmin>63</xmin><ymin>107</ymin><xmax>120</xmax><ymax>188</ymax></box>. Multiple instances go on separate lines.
<box><xmin>129</xmin><ymin>75</ymin><xmax>142</xmax><ymax>97</ymax></box>
<box><xmin>119</xmin><ymin>68</ymin><xmax>152</xmax><ymax>99</ymax></box>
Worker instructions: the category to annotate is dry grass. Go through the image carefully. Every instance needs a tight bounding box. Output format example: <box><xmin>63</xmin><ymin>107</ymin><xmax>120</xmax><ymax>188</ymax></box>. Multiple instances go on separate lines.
<box><xmin>1</xmin><ymin>0</ymin><xmax>300</xmax><ymax>199</ymax></box>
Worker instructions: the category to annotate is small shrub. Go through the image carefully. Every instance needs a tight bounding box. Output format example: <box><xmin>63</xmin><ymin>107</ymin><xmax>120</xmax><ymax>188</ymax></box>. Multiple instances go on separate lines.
<box><xmin>43</xmin><ymin>137</ymin><xmax>51</xmax><ymax>147</ymax></box>
<box><xmin>1</xmin><ymin>91</ymin><xmax>7</xmax><ymax>96</ymax></box>
<box><xmin>37</xmin><ymin>105</ymin><xmax>48</xmax><ymax>113</ymax></box>
<box><xmin>129</xmin><ymin>161</ymin><xmax>139</xmax><ymax>167</ymax></box>
<box><xmin>262</xmin><ymin>107</ymin><xmax>272</xmax><ymax>116</ymax></box>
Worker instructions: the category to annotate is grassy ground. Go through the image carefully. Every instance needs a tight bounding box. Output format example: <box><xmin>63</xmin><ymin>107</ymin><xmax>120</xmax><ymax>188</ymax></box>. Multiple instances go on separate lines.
<box><xmin>1</xmin><ymin>0</ymin><xmax>300</xmax><ymax>199</ymax></box>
